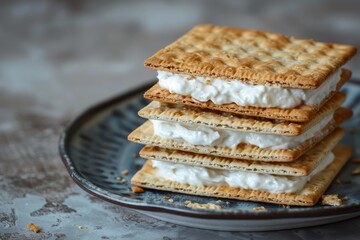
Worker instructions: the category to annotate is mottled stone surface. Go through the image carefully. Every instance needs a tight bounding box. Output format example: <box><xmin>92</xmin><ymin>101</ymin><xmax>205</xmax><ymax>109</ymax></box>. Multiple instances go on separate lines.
<box><xmin>1</xmin><ymin>0</ymin><xmax>359</xmax><ymax>239</ymax></box>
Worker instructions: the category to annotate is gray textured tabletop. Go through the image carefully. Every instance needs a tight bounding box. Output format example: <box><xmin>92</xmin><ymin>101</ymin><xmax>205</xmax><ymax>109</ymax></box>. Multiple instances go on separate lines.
<box><xmin>1</xmin><ymin>0</ymin><xmax>360</xmax><ymax>239</ymax></box>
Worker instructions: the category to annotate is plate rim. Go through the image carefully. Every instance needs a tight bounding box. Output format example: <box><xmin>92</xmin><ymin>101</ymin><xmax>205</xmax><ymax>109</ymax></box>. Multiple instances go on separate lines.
<box><xmin>59</xmin><ymin>80</ymin><xmax>360</xmax><ymax>220</ymax></box>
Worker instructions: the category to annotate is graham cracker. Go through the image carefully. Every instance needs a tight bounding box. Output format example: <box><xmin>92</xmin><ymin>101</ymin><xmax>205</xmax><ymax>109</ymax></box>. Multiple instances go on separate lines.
<box><xmin>144</xmin><ymin>25</ymin><xmax>356</xmax><ymax>89</ymax></box>
<box><xmin>139</xmin><ymin>93</ymin><xmax>345</xmax><ymax>136</ymax></box>
<box><xmin>128</xmin><ymin>108</ymin><xmax>352</xmax><ymax>162</ymax></box>
<box><xmin>139</xmin><ymin>128</ymin><xmax>344</xmax><ymax>176</ymax></box>
<box><xmin>144</xmin><ymin>69</ymin><xmax>350</xmax><ymax>122</ymax></box>
<box><xmin>131</xmin><ymin>145</ymin><xmax>352</xmax><ymax>206</ymax></box>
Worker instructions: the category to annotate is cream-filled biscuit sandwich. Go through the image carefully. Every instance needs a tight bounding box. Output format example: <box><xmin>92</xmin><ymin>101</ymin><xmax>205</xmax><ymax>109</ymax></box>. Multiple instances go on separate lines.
<box><xmin>128</xmin><ymin>24</ymin><xmax>356</xmax><ymax>206</ymax></box>
<box><xmin>131</xmin><ymin>145</ymin><xmax>351</xmax><ymax>206</ymax></box>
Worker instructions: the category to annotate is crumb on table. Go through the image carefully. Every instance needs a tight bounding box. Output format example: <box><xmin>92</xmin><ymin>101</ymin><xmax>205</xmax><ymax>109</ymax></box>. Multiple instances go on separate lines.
<box><xmin>321</xmin><ymin>194</ymin><xmax>343</xmax><ymax>206</ymax></box>
<box><xmin>27</xmin><ymin>223</ymin><xmax>41</xmax><ymax>233</ymax></box>
<box><xmin>131</xmin><ymin>186</ymin><xmax>144</xmax><ymax>193</ymax></box>
<box><xmin>121</xmin><ymin>169</ymin><xmax>129</xmax><ymax>175</ymax></box>
<box><xmin>77</xmin><ymin>225</ymin><xmax>87</xmax><ymax>230</ymax></box>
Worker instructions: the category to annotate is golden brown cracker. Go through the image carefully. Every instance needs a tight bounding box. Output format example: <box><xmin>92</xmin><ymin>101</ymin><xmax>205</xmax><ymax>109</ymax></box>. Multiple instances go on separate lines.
<box><xmin>145</xmin><ymin>25</ymin><xmax>356</xmax><ymax>89</ymax></box>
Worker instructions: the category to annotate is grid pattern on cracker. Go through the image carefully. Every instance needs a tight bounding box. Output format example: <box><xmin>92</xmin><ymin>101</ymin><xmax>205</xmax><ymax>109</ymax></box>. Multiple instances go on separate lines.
<box><xmin>131</xmin><ymin>146</ymin><xmax>352</xmax><ymax>206</ymax></box>
<box><xmin>144</xmin><ymin>69</ymin><xmax>350</xmax><ymax>122</ymax></box>
<box><xmin>139</xmin><ymin>128</ymin><xmax>344</xmax><ymax>176</ymax></box>
<box><xmin>128</xmin><ymin>108</ymin><xmax>351</xmax><ymax>162</ymax></box>
<box><xmin>145</xmin><ymin>25</ymin><xmax>356</xmax><ymax>89</ymax></box>
<box><xmin>139</xmin><ymin>93</ymin><xmax>345</xmax><ymax>136</ymax></box>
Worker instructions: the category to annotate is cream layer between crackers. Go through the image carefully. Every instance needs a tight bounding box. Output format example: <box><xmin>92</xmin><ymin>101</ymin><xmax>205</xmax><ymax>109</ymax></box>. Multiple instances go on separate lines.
<box><xmin>144</xmin><ymin>69</ymin><xmax>350</xmax><ymax>122</ymax></box>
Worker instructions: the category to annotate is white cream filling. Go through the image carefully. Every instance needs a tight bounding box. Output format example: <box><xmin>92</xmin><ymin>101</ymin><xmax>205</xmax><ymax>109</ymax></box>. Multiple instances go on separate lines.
<box><xmin>158</xmin><ymin>69</ymin><xmax>342</xmax><ymax>108</ymax></box>
<box><xmin>152</xmin><ymin>151</ymin><xmax>334</xmax><ymax>193</ymax></box>
<box><xmin>151</xmin><ymin>113</ymin><xmax>334</xmax><ymax>150</ymax></box>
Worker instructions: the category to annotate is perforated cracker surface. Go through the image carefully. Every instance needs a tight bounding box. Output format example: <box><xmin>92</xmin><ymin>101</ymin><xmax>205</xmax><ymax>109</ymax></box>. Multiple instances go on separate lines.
<box><xmin>145</xmin><ymin>25</ymin><xmax>356</xmax><ymax>89</ymax></box>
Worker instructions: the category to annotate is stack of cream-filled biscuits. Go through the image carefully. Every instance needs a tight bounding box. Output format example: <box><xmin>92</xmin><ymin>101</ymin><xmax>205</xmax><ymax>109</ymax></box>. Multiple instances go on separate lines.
<box><xmin>128</xmin><ymin>25</ymin><xmax>357</xmax><ymax>206</ymax></box>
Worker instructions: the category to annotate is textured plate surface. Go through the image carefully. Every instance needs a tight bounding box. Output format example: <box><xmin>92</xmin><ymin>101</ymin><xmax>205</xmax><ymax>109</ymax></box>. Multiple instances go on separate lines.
<box><xmin>59</xmin><ymin>80</ymin><xmax>360</xmax><ymax>231</ymax></box>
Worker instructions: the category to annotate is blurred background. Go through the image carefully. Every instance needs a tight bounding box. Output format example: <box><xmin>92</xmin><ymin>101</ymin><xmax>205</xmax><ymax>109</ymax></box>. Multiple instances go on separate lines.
<box><xmin>1</xmin><ymin>0</ymin><xmax>360</xmax><ymax>238</ymax></box>
<box><xmin>1</xmin><ymin>0</ymin><xmax>359</xmax><ymax>119</ymax></box>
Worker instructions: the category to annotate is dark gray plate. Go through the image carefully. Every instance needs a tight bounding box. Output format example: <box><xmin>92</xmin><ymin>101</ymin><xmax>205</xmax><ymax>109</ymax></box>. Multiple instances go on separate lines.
<box><xmin>59</xmin><ymin>80</ymin><xmax>360</xmax><ymax>230</ymax></box>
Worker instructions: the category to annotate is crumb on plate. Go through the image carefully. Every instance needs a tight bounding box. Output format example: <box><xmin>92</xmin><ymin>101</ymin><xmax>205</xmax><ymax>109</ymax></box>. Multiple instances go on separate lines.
<box><xmin>115</xmin><ymin>176</ymin><xmax>127</xmax><ymax>183</ymax></box>
<box><xmin>321</xmin><ymin>194</ymin><xmax>343</xmax><ymax>206</ymax></box>
<box><xmin>184</xmin><ymin>200</ymin><xmax>222</xmax><ymax>210</ymax></box>
<box><xmin>121</xmin><ymin>170</ymin><xmax>129</xmax><ymax>175</ymax></box>
<box><xmin>252</xmin><ymin>206</ymin><xmax>267</xmax><ymax>211</ymax></box>
<box><xmin>163</xmin><ymin>195</ymin><xmax>174</xmax><ymax>202</ymax></box>
<box><xmin>131</xmin><ymin>186</ymin><xmax>144</xmax><ymax>193</ymax></box>
<box><xmin>351</xmin><ymin>166</ymin><xmax>360</xmax><ymax>175</ymax></box>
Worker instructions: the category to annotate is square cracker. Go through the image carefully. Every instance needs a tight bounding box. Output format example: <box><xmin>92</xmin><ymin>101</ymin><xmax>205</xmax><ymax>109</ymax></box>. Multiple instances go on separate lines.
<box><xmin>131</xmin><ymin>146</ymin><xmax>352</xmax><ymax>206</ymax></box>
<box><xmin>139</xmin><ymin>128</ymin><xmax>344</xmax><ymax>176</ymax></box>
<box><xmin>144</xmin><ymin>24</ymin><xmax>356</xmax><ymax>89</ymax></box>
<box><xmin>128</xmin><ymin>108</ymin><xmax>352</xmax><ymax>162</ymax></box>
<box><xmin>139</xmin><ymin>92</ymin><xmax>345</xmax><ymax>136</ymax></box>
<box><xmin>144</xmin><ymin>69</ymin><xmax>350</xmax><ymax>122</ymax></box>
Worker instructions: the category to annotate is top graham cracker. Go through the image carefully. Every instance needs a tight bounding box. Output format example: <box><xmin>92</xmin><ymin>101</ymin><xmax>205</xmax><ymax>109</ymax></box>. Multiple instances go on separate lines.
<box><xmin>144</xmin><ymin>25</ymin><xmax>356</xmax><ymax>89</ymax></box>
